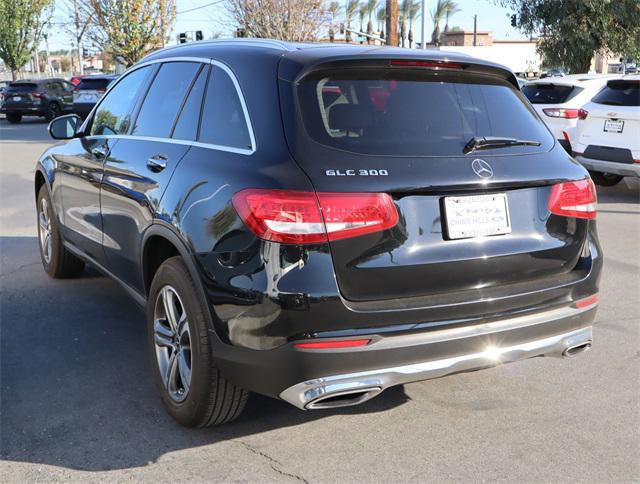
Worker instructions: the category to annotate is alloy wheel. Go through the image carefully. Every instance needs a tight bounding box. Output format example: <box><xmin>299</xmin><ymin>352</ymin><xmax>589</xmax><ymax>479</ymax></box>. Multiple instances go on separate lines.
<box><xmin>153</xmin><ymin>285</ymin><xmax>192</xmax><ymax>402</ymax></box>
<box><xmin>38</xmin><ymin>197</ymin><xmax>52</xmax><ymax>264</ymax></box>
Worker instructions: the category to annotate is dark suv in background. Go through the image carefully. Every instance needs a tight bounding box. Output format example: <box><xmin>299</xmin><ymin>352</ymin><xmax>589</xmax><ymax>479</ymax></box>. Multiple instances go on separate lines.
<box><xmin>1</xmin><ymin>78</ymin><xmax>73</xmax><ymax>123</ymax></box>
<box><xmin>72</xmin><ymin>74</ymin><xmax>119</xmax><ymax>118</ymax></box>
<box><xmin>38</xmin><ymin>40</ymin><xmax>601</xmax><ymax>427</ymax></box>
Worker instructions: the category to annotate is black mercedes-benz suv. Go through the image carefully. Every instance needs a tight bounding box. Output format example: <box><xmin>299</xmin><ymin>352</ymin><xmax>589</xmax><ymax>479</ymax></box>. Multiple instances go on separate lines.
<box><xmin>37</xmin><ymin>40</ymin><xmax>602</xmax><ymax>427</ymax></box>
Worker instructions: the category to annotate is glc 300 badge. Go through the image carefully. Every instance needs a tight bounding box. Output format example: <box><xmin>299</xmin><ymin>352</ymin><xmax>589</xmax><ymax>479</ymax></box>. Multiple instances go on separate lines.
<box><xmin>325</xmin><ymin>169</ymin><xmax>389</xmax><ymax>176</ymax></box>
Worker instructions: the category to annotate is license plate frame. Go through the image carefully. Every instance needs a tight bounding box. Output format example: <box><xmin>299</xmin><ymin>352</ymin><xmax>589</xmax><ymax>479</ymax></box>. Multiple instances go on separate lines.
<box><xmin>603</xmin><ymin>119</ymin><xmax>624</xmax><ymax>133</ymax></box>
<box><xmin>12</xmin><ymin>96</ymin><xmax>22</xmax><ymax>101</ymax></box>
<box><xmin>444</xmin><ymin>193</ymin><xmax>512</xmax><ymax>240</ymax></box>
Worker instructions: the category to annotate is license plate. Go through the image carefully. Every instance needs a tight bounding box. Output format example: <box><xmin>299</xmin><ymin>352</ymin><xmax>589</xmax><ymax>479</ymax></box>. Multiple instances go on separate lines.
<box><xmin>604</xmin><ymin>119</ymin><xmax>624</xmax><ymax>133</ymax></box>
<box><xmin>444</xmin><ymin>193</ymin><xmax>511</xmax><ymax>240</ymax></box>
<box><xmin>82</xmin><ymin>94</ymin><xmax>94</xmax><ymax>101</ymax></box>
<box><xmin>13</xmin><ymin>96</ymin><xmax>21</xmax><ymax>101</ymax></box>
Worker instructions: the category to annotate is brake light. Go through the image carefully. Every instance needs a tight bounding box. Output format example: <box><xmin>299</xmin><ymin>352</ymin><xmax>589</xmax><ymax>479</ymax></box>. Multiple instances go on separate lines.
<box><xmin>542</xmin><ymin>108</ymin><xmax>580</xmax><ymax>119</ymax></box>
<box><xmin>232</xmin><ymin>189</ymin><xmax>399</xmax><ymax>244</ymax></box>
<box><xmin>547</xmin><ymin>179</ymin><xmax>597</xmax><ymax>219</ymax></box>
<box><xmin>31</xmin><ymin>91</ymin><xmax>44</xmax><ymax>98</ymax></box>
<box><xmin>578</xmin><ymin>109</ymin><xmax>588</xmax><ymax>120</ymax></box>
<box><xmin>294</xmin><ymin>339</ymin><xmax>371</xmax><ymax>349</ymax></box>
<box><xmin>389</xmin><ymin>60</ymin><xmax>463</xmax><ymax>69</ymax></box>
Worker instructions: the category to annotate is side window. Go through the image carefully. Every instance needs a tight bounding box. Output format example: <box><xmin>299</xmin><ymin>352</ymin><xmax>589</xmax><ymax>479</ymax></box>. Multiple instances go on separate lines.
<box><xmin>132</xmin><ymin>61</ymin><xmax>200</xmax><ymax>138</ymax></box>
<box><xmin>198</xmin><ymin>65</ymin><xmax>252</xmax><ymax>150</ymax></box>
<box><xmin>90</xmin><ymin>66</ymin><xmax>151</xmax><ymax>136</ymax></box>
<box><xmin>172</xmin><ymin>65</ymin><xmax>209</xmax><ymax>141</ymax></box>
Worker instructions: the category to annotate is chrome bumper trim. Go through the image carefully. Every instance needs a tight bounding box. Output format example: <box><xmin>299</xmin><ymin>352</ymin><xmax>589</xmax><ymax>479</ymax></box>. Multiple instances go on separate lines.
<box><xmin>280</xmin><ymin>325</ymin><xmax>593</xmax><ymax>410</ymax></box>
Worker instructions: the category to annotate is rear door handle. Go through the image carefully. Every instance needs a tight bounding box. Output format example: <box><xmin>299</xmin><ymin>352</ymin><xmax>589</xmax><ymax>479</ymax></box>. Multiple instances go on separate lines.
<box><xmin>147</xmin><ymin>154</ymin><xmax>168</xmax><ymax>172</ymax></box>
<box><xmin>91</xmin><ymin>145</ymin><xmax>109</xmax><ymax>159</ymax></box>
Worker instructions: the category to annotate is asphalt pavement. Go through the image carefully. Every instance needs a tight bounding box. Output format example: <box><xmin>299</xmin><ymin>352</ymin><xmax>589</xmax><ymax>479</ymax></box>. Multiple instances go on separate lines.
<box><xmin>1</xmin><ymin>117</ymin><xmax>639</xmax><ymax>482</ymax></box>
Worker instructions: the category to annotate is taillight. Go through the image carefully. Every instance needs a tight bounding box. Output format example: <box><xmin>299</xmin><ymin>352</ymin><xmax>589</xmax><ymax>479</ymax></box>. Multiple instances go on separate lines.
<box><xmin>232</xmin><ymin>189</ymin><xmax>399</xmax><ymax>244</ymax></box>
<box><xmin>542</xmin><ymin>108</ymin><xmax>580</xmax><ymax>119</ymax></box>
<box><xmin>578</xmin><ymin>109</ymin><xmax>588</xmax><ymax>120</ymax></box>
<box><xmin>547</xmin><ymin>179</ymin><xmax>597</xmax><ymax>219</ymax></box>
<box><xmin>31</xmin><ymin>91</ymin><xmax>44</xmax><ymax>98</ymax></box>
<box><xmin>389</xmin><ymin>60</ymin><xmax>463</xmax><ymax>69</ymax></box>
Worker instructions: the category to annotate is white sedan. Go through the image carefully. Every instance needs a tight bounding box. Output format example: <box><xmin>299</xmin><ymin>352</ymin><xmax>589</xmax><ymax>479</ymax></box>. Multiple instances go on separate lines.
<box><xmin>572</xmin><ymin>76</ymin><xmax>640</xmax><ymax>186</ymax></box>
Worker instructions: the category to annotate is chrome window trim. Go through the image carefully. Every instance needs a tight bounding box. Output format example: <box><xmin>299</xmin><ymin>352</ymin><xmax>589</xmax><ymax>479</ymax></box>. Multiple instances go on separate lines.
<box><xmin>83</xmin><ymin>56</ymin><xmax>256</xmax><ymax>155</ymax></box>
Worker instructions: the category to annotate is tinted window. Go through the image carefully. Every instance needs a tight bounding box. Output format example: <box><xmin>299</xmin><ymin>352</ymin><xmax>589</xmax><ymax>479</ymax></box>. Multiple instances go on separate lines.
<box><xmin>173</xmin><ymin>65</ymin><xmax>208</xmax><ymax>141</ymax></box>
<box><xmin>77</xmin><ymin>78</ymin><xmax>111</xmax><ymax>91</ymax></box>
<box><xmin>90</xmin><ymin>66</ymin><xmax>151</xmax><ymax>136</ymax></box>
<box><xmin>132</xmin><ymin>62</ymin><xmax>200</xmax><ymax>138</ymax></box>
<box><xmin>522</xmin><ymin>84</ymin><xmax>580</xmax><ymax>104</ymax></box>
<box><xmin>199</xmin><ymin>65</ymin><xmax>251</xmax><ymax>150</ymax></box>
<box><xmin>8</xmin><ymin>83</ymin><xmax>37</xmax><ymax>92</ymax></box>
<box><xmin>298</xmin><ymin>69</ymin><xmax>553</xmax><ymax>157</ymax></box>
<box><xmin>591</xmin><ymin>80</ymin><xmax>640</xmax><ymax>106</ymax></box>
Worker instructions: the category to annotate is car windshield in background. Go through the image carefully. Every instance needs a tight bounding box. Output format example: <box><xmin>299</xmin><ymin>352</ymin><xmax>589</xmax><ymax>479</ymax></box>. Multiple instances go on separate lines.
<box><xmin>521</xmin><ymin>83</ymin><xmax>580</xmax><ymax>104</ymax></box>
<box><xmin>298</xmin><ymin>69</ymin><xmax>552</xmax><ymax>157</ymax></box>
<box><xmin>591</xmin><ymin>80</ymin><xmax>640</xmax><ymax>106</ymax></box>
<box><xmin>76</xmin><ymin>78</ymin><xmax>112</xmax><ymax>91</ymax></box>
<box><xmin>7</xmin><ymin>83</ymin><xmax>38</xmax><ymax>92</ymax></box>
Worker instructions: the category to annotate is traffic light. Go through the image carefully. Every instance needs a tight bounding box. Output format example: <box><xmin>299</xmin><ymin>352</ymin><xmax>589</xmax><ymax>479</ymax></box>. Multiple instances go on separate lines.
<box><xmin>178</xmin><ymin>32</ymin><xmax>187</xmax><ymax>44</ymax></box>
<box><xmin>195</xmin><ymin>30</ymin><xmax>203</xmax><ymax>41</ymax></box>
<box><xmin>510</xmin><ymin>14</ymin><xmax>517</xmax><ymax>27</ymax></box>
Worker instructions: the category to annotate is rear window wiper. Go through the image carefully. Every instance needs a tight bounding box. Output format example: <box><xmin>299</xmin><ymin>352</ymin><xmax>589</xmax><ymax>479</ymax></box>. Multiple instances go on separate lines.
<box><xmin>464</xmin><ymin>136</ymin><xmax>541</xmax><ymax>154</ymax></box>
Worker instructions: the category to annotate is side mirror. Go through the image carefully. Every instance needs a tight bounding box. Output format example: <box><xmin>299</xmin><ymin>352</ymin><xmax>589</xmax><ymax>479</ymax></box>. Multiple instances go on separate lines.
<box><xmin>48</xmin><ymin>114</ymin><xmax>82</xmax><ymax>140</ymax></box>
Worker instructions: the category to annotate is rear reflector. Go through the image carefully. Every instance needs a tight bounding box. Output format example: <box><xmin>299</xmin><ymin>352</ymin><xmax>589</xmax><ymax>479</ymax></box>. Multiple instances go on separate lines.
<box><xmin>578</xmin><ymin>109</ymin><xmax>588</xmax><ymax>120</ymax></box>
<box><xmin>547</xmin><ymin>179</ymin><xmax>597</xmax><ymax>219</ymax></box>
<box><xmin>575</xmin><ymin>294</ymin><xmax>599</xmax><ymax>309</ymax></box>
<box><xmin>543</xmin><ymin>108</ymin><xmax>580</xmax><ymax>119</ymax></box>
<box><xmin>562</xmin><ymin>131</ymin><xmax>570</xmax><ymax>141</ymax></box>
<box><xmin>232</xmin><ymin>189</ymin><xmax>398</xmax><ymax>244</ymax></box>
<box><xmin>389</xmin><ymin>60</ymin><xmax>463</xmax><ymax>69</ymax></box>
<box><xmin>294</xmin><ymin>339</ymin><xmax>371</xmax><ymax>349</ymax></box>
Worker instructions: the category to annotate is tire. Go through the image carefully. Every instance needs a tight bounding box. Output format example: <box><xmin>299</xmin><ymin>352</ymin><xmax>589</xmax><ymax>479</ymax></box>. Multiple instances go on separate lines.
<box><xmin>44</xmin><ymin>102</ymin><xmax>61</xmax><ymax>121</ymax></box>
<box><xmin>148</xmin><ymin>256</ymin><xmax>248</xmax><ymax>427</ymax></box>
<box><xmin>6</xmin><ymin>113</ymin><xmax>22</xmax><ymax>123</ymax></box>
<box><xmin>36</xmin><ymin>185</ymin><xmax>85</xmax><ymax>278</ymax></box>
<box><xmin>589</xmin><ymin>171</ymin><xmax>623</xmax><ymax>187</ymax></box>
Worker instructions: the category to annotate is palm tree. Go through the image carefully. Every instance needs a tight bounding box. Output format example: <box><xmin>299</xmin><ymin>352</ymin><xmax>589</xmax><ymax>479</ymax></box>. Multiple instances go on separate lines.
<box><xmin>358</xmin><ymin>2</ymin><xmax>367</xmax><ymax>34</ymax></box>
<box><xmin>376</xmin><ymin>5</ymin><xmax>387</xmax><ymax>39</ymax></box>
<box><xmin>399</xmin><ymin>0</ymin><xmax>410</xmax><ymax>47</ymax></box>
<box><xmin>366</xmin><ymin>0</ymin><xmax>378</xmax><ymax>43</ymax></box>
<box><xmin>345</xmin><ymin>0</ymin><xmax>359</xmax><ymax>43</ymax></box>
<box><xmin>431</xmin><ymin>0</ymin><xmax>452</xmax><ymax>47</ymax></box>
<box><xmin>406</xmin><ymin>0</ymin><xmax>420</xmax><ymax>48</ymax></box>
<box><xmin>328</xmin><ymin>1</ymin><xmax>341</xmax><ymax>42</ymax></box>
<box><xmin>444</xmin><ymin>1</ymin><xmax>460</xmax><ymax>33</ymax></box>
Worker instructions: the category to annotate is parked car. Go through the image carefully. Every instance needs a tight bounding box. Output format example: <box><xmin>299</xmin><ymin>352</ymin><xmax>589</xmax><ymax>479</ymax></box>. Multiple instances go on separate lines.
<box><xmin>72</xmin><ymin>74</ymin><xmax>118</xmax><ymax>118</ymax></box>
<box><xmin>37</xmin><ymin>40</ymin><xmax>601</xmax><ymax>427</ymax></box>
<box><xmin>522</xmin><ymin>75</ymin><xmax>617</xmax><ymax>152</ymax></box>
<box><xmin>0</xmin><ymin>78</ymin><xmax>73</xmax><ymax>123</ymax></box>
<box><xmin>572</xmin><ymin>76</ymin><xmax>640</xmax><ymax>186</ymax></box>
<box><xmin>0</xmin><ymin>80</ymin><xmax>11</xmax><ymax>109</ymax></box>
<box><xmin>540</xmin><ymin>68</ymin><xmax>567</xmax><ymax>79</ymax></box>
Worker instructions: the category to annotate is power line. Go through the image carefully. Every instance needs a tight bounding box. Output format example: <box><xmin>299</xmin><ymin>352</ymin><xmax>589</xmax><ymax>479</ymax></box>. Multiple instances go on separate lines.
<box><xmin>176</xmin><ymin>0</ymin><xmax>224</xmax><ymax>15</ymax></box>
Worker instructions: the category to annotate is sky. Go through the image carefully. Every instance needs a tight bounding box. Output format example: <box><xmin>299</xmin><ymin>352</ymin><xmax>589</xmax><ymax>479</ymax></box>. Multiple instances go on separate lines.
<box><xmin>47</xmin><ymin>0</ymin><xmax>527</xmax><ymax>52</ymax></box>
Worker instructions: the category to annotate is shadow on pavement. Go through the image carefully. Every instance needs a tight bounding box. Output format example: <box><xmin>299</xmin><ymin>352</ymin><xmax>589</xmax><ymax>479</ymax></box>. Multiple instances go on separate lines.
<box><xmin>0</xmin><ymin>236</ymin><xmax>409</xmax><ymax>472</ymax></box>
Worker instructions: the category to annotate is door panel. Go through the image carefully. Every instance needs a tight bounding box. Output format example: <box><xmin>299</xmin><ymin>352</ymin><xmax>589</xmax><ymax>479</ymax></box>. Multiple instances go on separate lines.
<box><xmin>100</xmin><ymin>139</ymin><xmax>190</xmax><ymax>291</ymax></box>
<box><xmin>56</xmin><ymin>137</ymin><xmax>116</xmax><ymax>263</ymax></box>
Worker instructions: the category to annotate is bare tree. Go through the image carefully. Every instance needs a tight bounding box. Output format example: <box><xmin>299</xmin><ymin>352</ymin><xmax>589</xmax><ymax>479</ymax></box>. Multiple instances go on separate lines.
<box><xmin>63</xmin><ymin>0</ymin><xmax>94</xmax><ymax>74</ymax></box>
<box><xmin>0</xmin><ymin>0</ymin><xmax>52</xmax><ymax>80</ymax></box>
<box><xmin>226</xmin><ymin>0</ymin><xmax>330</xmax><ymax>42</ymax></box>
<box><xmin>87</xmin><ymin>0</ymin><xmax>176</xmax><ymax>66</ymax></box>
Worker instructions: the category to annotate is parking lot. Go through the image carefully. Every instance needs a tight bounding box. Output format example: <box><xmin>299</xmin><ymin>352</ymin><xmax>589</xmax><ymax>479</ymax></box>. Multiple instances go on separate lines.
<box><xmin>1</xmin><ymin>118</ymin><xmax>638</xmax><ymax>481</ymax></box>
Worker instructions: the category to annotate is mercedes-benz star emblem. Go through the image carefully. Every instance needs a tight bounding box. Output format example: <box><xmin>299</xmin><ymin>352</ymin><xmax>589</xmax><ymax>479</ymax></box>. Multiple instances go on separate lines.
<box><xmin>472</xmin><ymin>159</ymin><xmax>493</xmax><ymax>179</ymax></box>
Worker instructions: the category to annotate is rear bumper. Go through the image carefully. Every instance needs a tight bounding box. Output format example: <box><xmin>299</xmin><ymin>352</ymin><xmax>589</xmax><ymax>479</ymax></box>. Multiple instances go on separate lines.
<box><xmin>212</xmin><ymin>302</ymin><xmax>598</xmax><ymax>407</ymax></box>
<box><xmin>0</xmin><ymin>105</ymin><xmax>45</xmax><ymax>115</ymax></box>
<box><xmin>575</xmin><ymin>156</ymin><xmax>640</xmax><ymax>177</ymax></box>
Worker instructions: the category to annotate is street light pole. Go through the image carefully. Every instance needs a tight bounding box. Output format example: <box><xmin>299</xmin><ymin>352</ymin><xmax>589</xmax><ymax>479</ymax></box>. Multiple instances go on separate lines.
<box><xmin>421</xmin><ymin>0</ymin><xmax>427</xmax><ymax>49</ymax></box>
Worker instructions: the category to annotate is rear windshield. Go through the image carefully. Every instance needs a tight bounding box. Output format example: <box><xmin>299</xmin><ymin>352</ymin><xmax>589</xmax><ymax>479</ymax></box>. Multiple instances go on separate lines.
<box><xmin>297</xmin><ymin>69</ymin><xmax>553</xmax><ymax>157</ymax></box>
<box><xmin>7</xmin><ymin>83</ymin><xmax>38</xmax><ymax>92</ymax></box>
<box><xmin>521</xmin><ymin>83</ymin><xmax>580</xmax><ymax>104</ymax></box>
<box><xmin>77</xmin><ymin>78</ymin><xmax>112</xmax><ymax>91</ymax></box>
<box><xmin>591</xmin><ymin>80</ymin><xmax>640</xmax><ymax>106</ymax></box>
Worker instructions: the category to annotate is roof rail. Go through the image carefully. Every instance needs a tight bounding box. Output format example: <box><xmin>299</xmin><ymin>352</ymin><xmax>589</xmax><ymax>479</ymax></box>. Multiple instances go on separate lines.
<box><xmin>149</xmin><ymin>38</ymin><xmax>295</xmax><ymax>57</ymax></box>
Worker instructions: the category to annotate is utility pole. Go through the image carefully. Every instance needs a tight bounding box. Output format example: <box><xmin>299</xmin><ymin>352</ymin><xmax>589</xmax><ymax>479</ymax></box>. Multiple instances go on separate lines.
<box><xmin>473</xmin><ymin>14</ymin><xmax>477</xmax><ymax>46</ymax></box>
<box><xmin>386</xmin><ymin>0</ymin><xmax>398</xmax><ymax>46</ymax></box>
<box><xmin>44</xmin><ymin>33</ymin><xmax>53</xmax><ymax>76</ymax></box>
<box><xmin>421</xmin><ymin>0</ymin><xmax>427</xmax><ymax>49</ymax></box>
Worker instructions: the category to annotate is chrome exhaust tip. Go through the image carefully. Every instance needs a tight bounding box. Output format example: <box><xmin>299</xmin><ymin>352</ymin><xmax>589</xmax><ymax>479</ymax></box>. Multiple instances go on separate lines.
<box><xmin>306</xmin><ymin>387</ymin><xmax>382</xmax><ymax>410</ymax></box>
<box><xmin>562</xmin><ymin>341</ymin><xmax>592</xmax><ymax>358</ymax></box>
